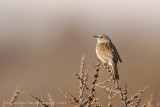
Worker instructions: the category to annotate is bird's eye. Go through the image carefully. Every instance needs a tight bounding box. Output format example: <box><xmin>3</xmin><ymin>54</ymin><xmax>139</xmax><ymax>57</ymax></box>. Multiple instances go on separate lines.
<box><xmin>100</xmin><ymin>36</ymin><xmax>103</xmax><ymax>38</ymax></box>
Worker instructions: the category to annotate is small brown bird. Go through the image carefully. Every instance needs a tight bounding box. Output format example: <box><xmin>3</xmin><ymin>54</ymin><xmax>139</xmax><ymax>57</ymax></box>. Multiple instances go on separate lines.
<box><xmin>94</xmin><ymin>34</ymin><xmax>122</xmax><ymax>80</ymax></box>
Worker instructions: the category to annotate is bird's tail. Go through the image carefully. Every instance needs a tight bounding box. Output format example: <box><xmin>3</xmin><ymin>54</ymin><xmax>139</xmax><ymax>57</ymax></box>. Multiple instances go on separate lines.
<box><xmin>111</xmin><ymin>63</ymin><xmax>119</xmax><ymax>80</ymax></box>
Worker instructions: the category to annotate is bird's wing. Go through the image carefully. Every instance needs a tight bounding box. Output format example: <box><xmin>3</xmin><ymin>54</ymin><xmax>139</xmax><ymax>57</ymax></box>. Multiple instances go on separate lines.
<box><xmin>97</xmin><ymin>42</ymin><xmax>122</xmax><ymax>63</ymax></box>
<box><xmin>112</xmin><ymin>43</ymin><xmax>122</xmax><ymax>63</ymax></box>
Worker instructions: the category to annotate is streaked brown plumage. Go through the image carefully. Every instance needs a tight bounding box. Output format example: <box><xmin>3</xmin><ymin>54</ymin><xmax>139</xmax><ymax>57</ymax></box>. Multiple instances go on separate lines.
<box><xmin>94</xmin><ymin>34</ymin><xmax>122</xmax><ymax>80</ymax></box>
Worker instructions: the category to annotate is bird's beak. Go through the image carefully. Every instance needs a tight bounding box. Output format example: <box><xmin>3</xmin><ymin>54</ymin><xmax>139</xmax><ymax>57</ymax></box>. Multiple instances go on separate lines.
<box><xmin>93</xmin><ymin>36</ymin><xmax>98</xmax><ymax>38</ymax></box>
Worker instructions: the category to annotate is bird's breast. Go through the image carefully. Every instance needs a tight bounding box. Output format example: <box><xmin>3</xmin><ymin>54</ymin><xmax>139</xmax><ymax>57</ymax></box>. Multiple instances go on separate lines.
<box><xmin>96</xmin><ymin>44</ymin><xmax>112</xmax><ymax>63</ymax></box>
<box><xmin>96</xmin><ymin>48</ymin><xmax>111</xmax><ymax>63</ymax></box>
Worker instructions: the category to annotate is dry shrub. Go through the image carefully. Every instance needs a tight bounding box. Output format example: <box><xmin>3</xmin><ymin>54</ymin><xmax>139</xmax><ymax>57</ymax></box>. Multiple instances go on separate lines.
<box><xmin>59</xmin><ymin>55</ymin><xmax>149</xmax><ymax>107</ymax></box>
<box><xmin>6</xmin><ymin>56</ymin><xmax>159</xmax><ymax>107</ymax></box>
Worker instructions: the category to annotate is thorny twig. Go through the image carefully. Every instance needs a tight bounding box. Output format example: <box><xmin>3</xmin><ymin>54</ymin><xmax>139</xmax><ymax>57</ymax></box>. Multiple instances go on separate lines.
<box><xmin>8</xmin><ymin>86</ymin><xmax>23</xmax><ymax>107</ymax></box>
<box><xmin>48</xmin><ymin>93</ymin><xmax>56</xmax><ymax>107</ymax></box>
<box><xmin>57</xmin><ymin>87</ymin><xmax>78</xmax><ymax>106</ymax></box>
<box><xmin>31</xmin><ymin>95</ymin><xmax>49</xmax><ymax>107</ymax></box>
<box><xmin>59</xmin><ymin>55</ymin><xmax>101</xmax><ymax>107</ymax></box>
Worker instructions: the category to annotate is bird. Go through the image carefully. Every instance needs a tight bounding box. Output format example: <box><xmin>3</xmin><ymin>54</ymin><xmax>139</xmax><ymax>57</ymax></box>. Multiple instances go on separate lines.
<box><xmin>94</xmin><ymin>34</ymin><xmax>122</xmax><ymax>80</ymax></box>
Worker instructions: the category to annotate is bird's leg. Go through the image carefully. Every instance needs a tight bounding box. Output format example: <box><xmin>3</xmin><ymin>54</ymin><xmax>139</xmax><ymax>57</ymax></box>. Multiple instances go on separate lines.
<box><xmin>115</xmin><ymin>80</ymin><xmax>119</xmax><ymax>89</ymax></box>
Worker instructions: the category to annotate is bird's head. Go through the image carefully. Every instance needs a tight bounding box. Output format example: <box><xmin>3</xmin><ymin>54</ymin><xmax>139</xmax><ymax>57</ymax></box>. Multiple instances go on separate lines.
<box><xmin>93</xmin><ymin>34</ymin><xmax>111</xmax><ymax>43</ymax></box>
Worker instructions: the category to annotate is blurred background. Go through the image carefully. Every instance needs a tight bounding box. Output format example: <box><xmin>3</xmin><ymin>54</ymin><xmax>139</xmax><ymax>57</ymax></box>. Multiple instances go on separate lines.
<box><xmin>1</xmin><ymin>0</ymin><xmax>160</xmax><ymax>106</ymax></box>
